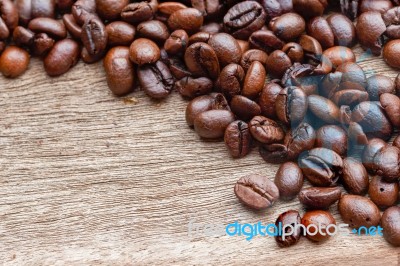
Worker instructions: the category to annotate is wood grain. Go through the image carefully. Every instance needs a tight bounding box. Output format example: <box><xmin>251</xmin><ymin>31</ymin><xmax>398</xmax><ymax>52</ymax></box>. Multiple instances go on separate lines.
<box><xmin>0</xmin><ymin>46</ymin><xmax>399</xmax><ymax>265</ymax></box>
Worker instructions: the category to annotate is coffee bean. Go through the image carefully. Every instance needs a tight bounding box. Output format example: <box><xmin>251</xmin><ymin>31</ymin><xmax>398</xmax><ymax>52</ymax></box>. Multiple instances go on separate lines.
<box><xmin>28</xmin><ymin>18</ymin><xmax>67</xmax><ymax>39</ymax></box>
<box><xmin>12</xmin><ymin>26</ymin><xmax>34</xmax><ymax>47</ymax></box>
<box><xmin>201</xmin><ymin>22</ymin><xmax>222</xmax><ymax>34</ymax></box>
<box><xmin>339</xmin><ymin>105</ymin><xmax>351</xmax><ymax>125</ymax></box>
<box><xmin>208</xmin><ymin>33</ymin><xmax>242</xmax><ymax>67</ymax></box>
<box><xmin>293</xmin><ymin>0</ymin><xmax>327</xmax><ymax>19</ymax></box>
<box><xmin>380</xmin><ymin>93</ymin><xmax>400</xmax><ymax>127</ymax></box>
<box><xmin>164</xmin><ymin>29</ymin><xmax>188</xmax><ymax>55</ymax></box>
<box><xmin>168</xmin><ymin>8</ymin><xmax>203</xmax><ymax>35</ymax></box>
<box><xmin>342</xmin><ymin>157</ymin><xmax>369</xmax><ymax>195</ymax></box>
<box><xmin>299</xmin><ymin>187</ymin><xmax>341</xmax><ymax>209</ymax></box>
<box><xmin>381</xmin><ymin>206</ymin><xmax>400</xmax><ymax>246</ymax></box>
<box><xmin>72</xmin><ymin>0</ymin><xmax>96</xmax><ymax>26</ymax></box>
<box><xmin>219</xmin><ymin>63</ymin><xmax>245</xmax><ymax>98</ymax></box>
<box><xmin>348</xmin><ymin>122</ymin><xmax>368</xmax><ymax>147</ymax></box>
<box><xmin>369</xmin><ymin>176</ymin><xmax>399</xmax><ymax>209</ymax></box>
<box><xmin>285</xmin><ymin>122</ymin><xmax>316</xmax><ymax>160</ymax></box>
<box><xmin>307</xmin><ymin>16</ymin><xmax>335</xmax><ymax>49</ymax></box>
<box><xmin>340</xmin><ymin>0</ymin><xmax>359</xmax><ymax>20</ymax></box>
<box><xmin>240</xmin><ymin>49</ymin><xmax>268</xmax><ymax>71</ymax></box>
<box><xmin>249</xmin><ymin>30</ymin><xmax>284</xmax><ymax>54</ymax></box>
<box><xmin>43</xmin><ymin>39</ymin><xmax>79</xmax><ymax>76</ymax></box>
<box><xmin>360</xmin><ymin>0</ymin><xmax>393</xmax><ymax>14</ymax></box>
<box><xmin>275</xmin><ymin>210</ymin><xmax>302</xmax><ymax>247</ymax></box>
<box><xmin>301</xmin><ymin>210</ymin><xmax>336</xmax><ymax>242</ymax></box>
<box><xmin>308</xmin><ymin>95</ymin><xmax>340</xmax><ymax>124</ymax></box>
<box><xmin>249</xmin><ymin>116</ymin><xmax>285</xmax><ymax>144</ymax></box>
<box><xmin>81</xmin><ymin>16</ymin><xmax>107</xmax><ymax>56</ymax></box>
<box><xmin>298</xmin><ymin>35</ymin><xmax>323</xmax><ymax>62</ymax></box>
<box><xmin>156</xmin><ymin>2</ymin><xmax>187</xmax><ymax>22</ymax></box>
<box><xmin>194</xmin><ymin>109</ymin><xmax>235</xmax><ymax>139</ymax></box>
<box><xmin>366</xmin><ymin>75</ymin><xmax>395</xmax><ymax>100</ymax></box>
<box><xmin>315</xmin><ymin>125</ymin><xmax>347</xmax><ymax>156</ymax></box>
<box><xmin>356</xmin><ymin>11</ymin><xmax>386</xmax><ymax>55</ymax></box>
<box><xmin>224</xmin><ymin>120</ymin><xmax>252</xmax><ymax>158</ymax></box>
<box><xmin>103</xmin><ymin>46</ymin><xmax>134</xmax><ymax>96</ymax></box>
<box><xmin>121</xmin><ymin>0</ymin><xmax>158</xmax><ymax>25</ymax></box>
<box><xmin>137</xmin><ymin>20</ymin><xmax>170</xmax><ymax>44</ymax></box>
<box><xmin>137</xmin><ymin>60</ymin><xmax>174</xmax><ymax>99</ymax></box>
<box><xmin>322</xmin><ymin>46</ymin><xmax>355</xmax><ymax>68</ymax></box>
<box><xmin>383</xmin><ymin>40</ymin><xmax>400</xmax><ymax>68</ymax></box>
<box><xmin>274</xmin><ymin>162</ymin><xmax>303</xmax><ymax>200</ymax></box>
<box><xmin>259</xmin><ymin>143</ymin><xmax>288</xmax><ymax>164</ymax></box>
<box><xmin>175</xmin><ymin>76</ymin><xmax>213</xmax><ymax>99</ymax></box>
<box><xmin>0</xmin><ymin>46</ymin><xmax>30</xmax><ymax>78</ymax></box>
<box><xmin>265</xmin><ymin>50</ymin><xmax>292</xmax><ymax>78</ymax></box>
<box><xmin>105</xmin><ymin>21</ymin><xmax>136</xmax><ymax>47</ymax></box>
<box><xmin>362</xmin><ymin>138</ymin><xmax>387</xmax><ymax>174</ymax></box>
<box><xmin>189</xmin><ymin>32</ymin><xmax>211</xmax><ymax>45</ymax></box>
<box><xmin>338</xmin><ymin>194</ymin><xmax>381</xmax><ymax>228</ymax></box>
<box><xmin>258</xmin><ymin>81</ymin><xmax>283</xmax><ymax>119</ymax></box>
<box><xmin>63</xmin><ymin>14</ymin><xmax>82</xmax><ymax>40</ymax></box>
<box><xmin>269</xmin><ymin>12</ymin><xmax>305</xmax><ymax>41</ymax></box>
<box><xmin>242</xmin><ymin>61</ymin><xmax>266</xmax><ymax>99</ymax></box>
<box><xmin>17</xmin><ymin>0</ymin><xmax>55</xmax><ymax>25</ymax></box>
<box><xmin>282</xmin><ymin>42</ymin><xmax>304</xmax><ymax>63</ymax></box>
<box><xmin>230</xmin><ymin>95</ymin><xmax>261</xmax><ymax>121</ymax></box>
<box><xmin>191</xmin><ymin>0</ymin><xmax>221</xmax><ymax>19</ymax></box>
<box><xmin>382</xmin><ymin>6</ymin><xmax>400</xmax><ymax>39</ymax></box>
<box><xmin>96</xmin><ymin>0</ymin><xmax>128</xmax><ymax>21</ymax></box>
<box><xmin>282</xmin><ymin>63</ymin><xmax>322</xmax><ymax>94</ymax></box>
<box><xmin>234</xmin><ymin>174</ymin><xmax>280</xmax><ymax>210</ymax></box>
<box><xmin>129</xmin><ymin>38</ymin><xmax>160</xmax><ymax>66</ymax></box>
<box><xmin>184</xmin><ymin>42</ymin><xmax>220</xmax><ymax>79</ymax></box>
<box><xmin>0</xmin><ymin>0</ymin><xmax>18</xmax><ymax>39</ymax></box>
<box><xmin>275</xmin><ymin>86</ymin><xmax>308</xmax><ymax>126</ymax></box>
<box><xmin>373</xmin><ymin>146</ymin><xmax>400</xmax><ymax>182</ymax></box>
<box><xmin>259</xmin><ymin>0</ymin><xmax>293</xmax><ymax>21</ymax></box>
<box><xmin>327</xmin><ymin>13</ymin><xmax>356</xmax><ymax>47</ymax></box>
<box><xmin>32</xmin><ymin>33</ymin><xmax>55</xmax><ymax>56</ymax></box>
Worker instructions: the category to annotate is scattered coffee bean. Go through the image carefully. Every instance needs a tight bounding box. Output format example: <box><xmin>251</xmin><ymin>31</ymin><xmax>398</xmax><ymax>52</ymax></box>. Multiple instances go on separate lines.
<box><xmin>224</xmin><ymin>120</ymin><xmax>252</xmax><ymax>158</ymax></box>
<box><xmin>381</xmin><ymin>206</ymin><xmax>400</xmax><ymax>246</ymax></box>
<box><xmin>249</xmin><ymin>116</ymin><xmax>285</xmax><ymax>144</ymax></box>
<box><xmin>342</xmin><ymin>157</ymin><xmax>369</xmax><ymax>195</ymax></box>
<box><xmin>299</xmin><ymin>187</ymin><xmax>341</xmax><ymax>209</ymax></box>
<box><xmin>275</xmin><ymin>210</ymin><xmax>302</xmax><ymax>247</ymax></box>
<box><xmin>274</xmin><ymin>162</ymin><xmax>304</xmax><ymax>200</ymax></box>
<box><xmin>301</xmin><ymin>210</ymin><xmax>336</xmax><ymax>242</ymax></box>
<box><xmin>0</xmin><ymin>46</ymin><xmax>30</xmax><ymax>78</ymax></box>
<box><xmin>338</xmin><ymin>194</ymin><xmax>381</xmax><ymax>228</ymax></box>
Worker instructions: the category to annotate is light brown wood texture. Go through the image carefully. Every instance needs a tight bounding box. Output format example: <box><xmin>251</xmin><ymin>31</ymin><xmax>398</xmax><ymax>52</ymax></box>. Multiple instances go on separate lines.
<box><xmin>0</xmin><ymin>46</ymin><xmax>399</xmax><ymax>265</ymax></box>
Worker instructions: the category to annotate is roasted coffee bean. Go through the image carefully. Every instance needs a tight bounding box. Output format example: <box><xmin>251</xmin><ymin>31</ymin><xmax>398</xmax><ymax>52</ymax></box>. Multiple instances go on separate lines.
<box><xmin>362</xmin><ymin>138</ymin><xmax>387</xmax><ymax>174</ymax></box>
<box><xmin>121</xmin><ymin>0</ymin><xmax>158</xmax><ymax>25</ymax></box>
<box><xmin>219</xmin><ymin>63</ymin><xmax>245</xmax><ymax>98</ymax></box>
<box><xmin>299</xmin><ymin>187</ymin><xmax>341</xmax><ymax>209</ymax></box>
<box><xmin>322</xmin><ymin>46</ymin><xmax>355</xmax><ymax>68</ymax></box>
<box><xmin>383</xmin><ymin>6</ymin><xmax>400</xmax><ymax>39</ymax></box>
<box><xmin>381</xmin><ymin>206</ymin><xmax>400</xmax><ymax>246</ymax></box>
<box><xmin>380</xmin><ymin>93</ymin><xmax>400</xmax><ymax>127</ymax></box>
<box><xmin>308</xmin><ymin>95</ymin><xmax>340</xmax><ymax>124</ymax></box>
<box><xmin>96</xmin><ymin>0</ymin><xmax>128</xmax><ymax>21</ymax></box>
<box><xmin>373</xmin><ymin>146</ymin><xmax>400</xmax><ymax>182</ymax></box>
<box><xmin>201</xmin><ymin>22</ymin><xmax>222</xmax><ymax>34</ymax></box>
<box><xmin>129</xmin><ymin>38</ymin><xmax>160</xmax><ymax>66</ymax></box>
<box><xmin>17</xmin><ymin>0</ymin><xmax>55</xmax><ymax>25</ymax></box>
<box><xmin>12</xmin><ymin>26</ymin><xmax>34</xmax><ymax>47</ymax></box>
<box><xmin>259</xmin><ymin>81</ymin><xmax>283</xmax><ymax>119</ymax></box>
<box><xmin>249</xmin><ymin>116</ymin><xmax>285</xmax><ymax>144</ymax></box>
<box><xmin>282</xmin><ymin>43</ymin><xmax>304</xmax><ymax>63</ymax></box>
<box><xmin>234</xmin><ymin>174</ymin><xmax>280</xmax><ymax>210</ymax></box>
<box><xmin>188</xmin><ymin>32</ymin><xmax>211</xmax><ymax>44</ymax></box>
<box><xmin>224</xmin><ymin>120</ymin><xmax>252</xmax><ymax>158</ymax></box>
<box><xmin>298</xmin><ymin>35</ymin><xmax>323</xmax><ymax>62</ymax></box>
<box><xmin>186</xmin><ymin>94</ymin><xmax>229</xmax><ymax>127</ymax></box>
<box><xmin>307</xmin><ymin>16</ymin><xmax>334</xmax><ymax>49</ymax></box>
<box><xmin>285</xmin><ymin>122</ymin><xmax>316</xmax><ymax>160</ymax></box>
<box><xmin>356</xmin><ymin>11</ymin><xmax>386</xmax><ymax>55</ymax></box>
<box><xmin>137</xmin><ymin>20</ymin><xmax>169</xmax><ymax>44</ymax></box>
<box><xmin>72</xmin><ymin>0</ymin><xmax>96</xmax><ymax>25</ymax></box>
<box><xmin>338</xmin><ymin>194</ymin><xmax>381</xmax><ymax>228</ymax></box>
<box><xmin>315</xmin><ymin>125</ymin><xmax>347</xmax><ymax>156</ymax></box>
<box><xmin>269</xmin><ymin>12</ymin><xmax>305</xmax><ymax>42</ymax></box>
<box><xmin>208</xmin><ymin>33</ymin><xmax>242</xmax><ymax>67</ymax></box>
<box><xmin>175</xmin><ymin>76</ymin><xmax>213</xmax><ymax>99</ymax></box>
<box><xmin>274</xmin><ymin>162</ymin><xmax>303</xmax><ymax>200</ymax></box>
<box><xmin>351</xmin><ymin>101</ymin><xmax>393</xmax><ymax>140</ymax></box>
<box><xmin>106</xmin><ymin>21</ymin><xmax>136</xmax><ymax>47</ymax></box>
<box><xmin>103</xmin><ymin>46</ymin><xmax>134</xmax><ymax>96</ymax></box>
<box><xmin>223</xmin><ymin>1</ymin><xmax>266</xmax><ymax>40</ymax></box>
<box><xmin>275</xmin><ymin>210</ymin><xmax>302</xmax><ymax>247</ymax></box>
<box><xmin>168</xmin><ymin>8</ymin><xmax>203</xmax><ymax>35</ymax></box>
<box><xmin>336</xmin><ymin>62</ymin><xmax>367</xmax><ymax>91</ymax></box>
<box><xmin>194</xmin><ymin>109</ymin><xmax>235</xmax><ymax>139</ymax></box>
<box><xmin>43</xmin><ymin>39</ymin><xmax>79</xmax><ymax>76</ymax></box>
<box><xmin>156</xmin><ymin>2</ymin><xmax>187</xmax><ymax>22</ymax></box>
<box><xmin>360</xmin><ymin>0</ymin><xmax>393</xmax><ymax>14</ymax></box>
<box><xmin>81</xmin><ymin>46</ymin><xmax>105</xmax><ymax>64</ymax></box>
<box><xmin>293</xmin><ymin>0</ymin><xmax>327</xmax><ymax>19</ymax></box>
<box><xmin>369</xmin><ymin>176</ymin><xmax>399</xmax><ymax>209</ymax></box>
<box><xmin>301</xmin><ymin>210</ymin><xmax>336</xmax><ymax>242</ymax></box>
<box><xmin>137</xmin><ymin>60</ymin><xmax>174</xmax><ymax>100</ymax></box>
<box><xmin>249</xmin><ymin>30</ymin><xmax>284</xmax><ymax>54</ymax></box>
<box><xmin>348</xmin><ymin>122</ymin><xmax>368</xmax><ymax>146</ymax></box>
<box><xmin>282</xmin><ymin>64</ymin><xmax>322</xmax><ymax>94</ymax></box>
<box><xmin>275</xmin><ymin>86</ymin><xmax>308</xmax><ymax>126</ymax></box>
<box><xmin>299</xmin><ymin>148</ymin><xmax>343</xmax><ymax>187</ymax></box>
<box><xmin>259</xmin><ymin>0</ymin><xmax>293</xmax><ymax>21</ymax></box>
<box><xmin>366</xmin><ymin>75</ymin><xmax>395</xmax><ymax>100</ymax></box>
<box><xmin>0</xmin><ymin>46</ymin><xmax>30</xmax><ymax>78</ymax></box>
<box><xmin>168</xmin><ymin>56</ymin><xmax>192</xmax><ymax>79</ymax></box>
<box><xmin>340</xmin><ymin>0</ymin><xmax>359</xmax><ymax>20</ymax></box>
<box><xmin>28</xmin><ymin>18</ymin><xmax>67</xmax><ymax>39</ymax></box>
<box><xmin>240</xmin><ymin>49</ymin><xmax>268</xmax><ymax>71</ymax></box>
<box><xmin>184</xmin><ymin>42</ymin><xmax>220</xmax><ymax>79</ymax></box>
<box><xmin>242</xmin><ymin>61</ymin><xmax>266</xmax><ymax>99</ymax></box>
<box><xmin>332</xmin><ymin>89</ymin><xmax>369</xmax><ymax>107</ymax></box>
<box><xmin>265</xmin><ymin>50</ymin><xmax>292</xmax><ymax>78</ymax></box>
<box><xmin>31</xmin><ymin>33</ymin><xmax>54</xmax><ymax>56</ymax></box>
<box><xmin>339</xmin><ymin>105</ymin><xmax>351</xmax><ymax>125</ymax></box>
<box><xmin>230</xmin><ymin>95</ymin><xmax>261</xmax><ymax>121</ymax></box>
<box><xmin>259</xmin><ymin>143</ymin><xmax>288</xmax><ymax>164</ymax></box>
<box><xmin>164</xmin><ymin>30</ymin><xmax>188</xmax><ymax>55</ymax></box>
<box><xmin>192</xmin><ymin>0</ymin><xmax>221</xmax><ymax>18</ymax></box>
<box><xmin>342</xmin><ymin>157</ymin><xmax>369</xmax><ymax>195</ymax></box>
<box><xmin>63</xmin><ymin>14</ymin><xmax>82</xmax><ymax>40</ymax></box>
<box><xmin>383</xmin><ymin>40</ymin><xmax>400</xmax><ymax>68</ymax></box>
<box><xmin>0</xmin><ymin>0</ymin><xmax>18</xmax><ymax>39</ymax></box>
<box><xmin>81</xmin><ymin>16</ymin><xmax>107</xmax><ymax>56</ymax></box>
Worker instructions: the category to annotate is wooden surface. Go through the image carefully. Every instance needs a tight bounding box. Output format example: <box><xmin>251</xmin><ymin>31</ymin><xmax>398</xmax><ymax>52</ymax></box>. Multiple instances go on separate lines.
<box><xmin>0</xmin><ymin>46</ymin><xmax>399</xmax><ymax>265</ymax></box>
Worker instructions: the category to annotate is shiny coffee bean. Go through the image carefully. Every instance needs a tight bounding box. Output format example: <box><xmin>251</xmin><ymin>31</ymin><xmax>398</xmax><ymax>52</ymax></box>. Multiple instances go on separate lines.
<box><xmin>194</xmin><ymin>109</ymin><xmax>235</xmax><ymax>139</ymax></box>
<box><xmin>259</xmin><ymin>143</ymin><xmax>288</xmax><ymax>164</ymax></box>
<box><xmin>282</xmin><ymin>64</ymin><xmax>322</xmax><ymax>94</ymax></box>
<box><xmin>383</xmin><ymin>40</ymin><xmax>400</xmax><ymax>68</ymax></box>
<box><xmin>121</xmin><ymin>0</ymin><xmax>158</xmax><ymax>25</ymax></box>
<box><xmin>219</xmin><ymin>63</ymin><xmax>245</xmax><ymax>98</ymax></box>
<box><xmin>274</xmin><ymin>162</ymin><xmax>303</xmax><ymax>200</ymax></box>
<box><xmin>360</xmin><ymin>0</ymin><xmax>393</xmax><ymax>14</ymax></box>
<box><xmin>338</xmin><ymin>194</ymin><xmax>381</xmax><ymax>228</ymax></box>
<box><xmin>137</xmin><ymin>60</ymin><xmax>174</xmax><ymax>100</ymax></box>
<box><xmin>249</xmin><ymin>116</ymin><xmax>285</xmax><ymax>144</ymax></box>
<box><xmin>242</xmin><ymin>61</ymin><xmax>266</xmax><ymax>99</ymax></box>
<box><xmin>169</xmin><ymin>56</ymin><xmax>192</xmax><ymax>79</ymax></box>
<box><xmin>322</xmin><ymin>46</ymin><xmax>355</xmax><ymax>68</ymax></box>
<box><xmin>307</xmin><ymin>16</ymin><xmax>334</xmax><ymax>49</ymax></box>
<box><xmin>369</xmin><ymin>176</ymin><xmax>399</xmax><ymax>209</ymax></box>
<box><xmin>81</xmin><ymin>46</ymin><xmax>105</xmax><ymax>64</ymax></box>
<box><xmin>380</xmin><ymin>93</ymin><xmax>400</xmax><ymax>127</ymax></box>
<box><xmin>373</xmin><ymin>146</ymin><xmax>400</xmax><ymax>182</ymax></box>
<box><xmin>298</xmin><ymin>35</ymin><xmax>323</xmax><ymax>62</ymax></box>
<box><xmin>285</xmin><ymin>122</ymin><xmax>316</xmax><ymax>160</ymax></box>
<box><xmin>234</xmin><ymin>174</ymin><xmax>280</xmax><ymax>210</ymax></box>
<box><xmin>339</xmin><ymin>105</ymin><xmax>352</xmax><ymax>125</ymax></box>
<box><xmin>249</xmin><ymin>30</ymin><xmax>284</xmax><ymax>54</ymax></box>
<box><xmin>81</xmin><ymin>16</ymin><xmax>107</xmax><ymax>56</ymax></box>
<box><xmin>275</xmin><ymin>86</ymin><xmax>308</xmax><ymax>126</ymax></box>
<box><xmin>192</xmin><ymin>0</ymin><xmax>221</xmax><ymax>19</ymax></box>
<box><xmin>362</xmin><ymin>138</ymin><xmax>387</xmax><ymax>174</ymax></box>
<box><xmin>156</xmin><ymin>2</ymin><xmax>187</xmax><ymax>22</ymax></box>
<box><xmin>168</xmin><ymin>8</ymin><xmax>203</xmax><ymax>35</ymax></box>
<box><xmin>43</xmin><ymin>39</ymin><xmax>79</xmax><ymax>76</ymax></box>
<box><xmin>17</xmin><ymin>0</ymin><xmax>55</xmax><ymax>25</ymax></box>
<box><xmin>299</xmin><ymin>187</ymin><xmax>341</xmax><ymax>209</ymax></box>
<box><xmin>0</xmin><ymin>46</ymin><xmax>30</xmax><ymax>78</ymax></box>
<box><xmin>259</xmin><ymin>81</ymin><xmax>283</xmax><ymax>119</ymax></box>
<box><xmin>366</xmin><ymin>75</ymin><xmax>395</xmax><ymax>100</ymax></box>
<box><xmin>240</xmin><ymin>49</ymin><xmax>268</xmax><ymax>71</ymax></box>
<box><xmin>12</xmin><ymin>26</ymin><xmax>34</xmax><ymax>47</ymax></box>
<box><xmin>381</xmin><ymin>206</ymin><xmax>400</xmax><ymax>246</ymax></box>
<box><xmin>342</xmin><ymin>157</ymin><xmax>369</xmax><ymax>195</ymax></box>
<box><xmin>259</xmin><ymin>0</ymin><xmax>293</xmax><ymax>21</ymax></box>
<box><xmin>383</xmin><ymin>6</ymin><xmax>400</xmax><ymax>39</ymax></box>
<box><xmin>164</xmin><ymin>29</ymin><xmax>188</xmax><ymax>55</ymax></box>
<box><xmin>129</xmin><ymin>38</ymin><xmax>160</xmax><ymax>66</ymax></box>
<box><xmin>356</xmin><ymin>11</ymin><xmax>386</xmax><ymax>55</ymax></box>
<box><xmin>308</xmin><ymin>95</ymin><xmax>340</xmax><ymax>124</ymax></box>
<box><xmin>63</xmin><ymin>14</ymin><xmax>82</xmax><ymax>40</ymax></box>
<box><xmin>224</xmin><ymin>120</ymin><xmax>252</xmax><ymax>158</ymax></box>
<box><xmin>223</xmin><ymin>1</ymin><xmax>266</xmax><ymax>40</ymax></box>
<box><xmin>269</xmin><ymin>12</ymin><xmax>305</xmax><ymax>41</ymax></box>
<box><xmin>137</xmin><ymin>20</ymin><xmax>169</xmax><ymax>44</ymax></box>
<box><xmin>230</xmin><ymin>95</ymin><xmax>261</xmax><ymax>121</ymax></box>
<box><xmin>348</xmin><ymin>122</ymin><xmax>369</xmax><ymax>147</ymax></box>
<box><xmin>31</xmin><ymin>33</ymin><xmax>54</xmax><ymax>56</ymax></box>
<box><xmin>104</xmin><ymin>46</ymin><xmax>134</xmax><ymax>96</ymax></box>
<box><xmin>106</xmin><ymin>21</ymin><xmax>136</xmax><ymax>47</ymax></box>
<box><xmin>208</xmin><ymin>33</ymin><xmax>242</xmax><ymax>67</ymax></box>
<box><xmin>188</xmin><ymin>31</ymin><xmax>211</xmax><ymax>44</ymax></box>
<box><xmin>301</xmin><ymin>210</ymin><xmax>336</xmax><ymax>242</ymax></box>
<box><xmin>0</xmin><ymin>0</ymin><xmax>17</xmax><ymax>39</ymax></box>
<box><xmin>201</xmin><ymin>22</ymin><xmax>222</xmax><ymax>34</ymax></box>
<box><xmin>293</xmin><ymin>0</ymin><xmax>327</xmax><ymax>19</ymax></box>
<box><xmin>175</xmin><ymin>76</ymin><xmax>213</xmax><ymax>99</ymax></box>
<box><xmin>184</xmin><ymin>42</ymin><xmax>220</xmax><ymax>79</ymax></box>
<box><xmin>96</xmin><ymin>0</ymin><xmax>128</xmax><ymax>21</ymax></box>
<box><xmin>265</xmin><ymin>50</ymin><xmax>292</xmax><ymax>78</ymax></box>
<box><xmin>28</xmin><ymin>18</ymin><xmax>67</xmax><ymax>39</ymax></box>
<box><xmin>315</xmin><ymin>125</ymin><xmax>347</xmax><ymax>156</ymax></box>
<box><xmin>275</xmin><ymin>210</ymin><xmax>302</xmax><ymax>247</ymax></box>
<box><xmin>282</xmin><ymin>42</ymin><xmax>304</xmax><ymax>63</ymax></box>
<box><xmin>72</xmin><ymin>0</ymin><xmax>96</xmax><ymax>25</ymax></box>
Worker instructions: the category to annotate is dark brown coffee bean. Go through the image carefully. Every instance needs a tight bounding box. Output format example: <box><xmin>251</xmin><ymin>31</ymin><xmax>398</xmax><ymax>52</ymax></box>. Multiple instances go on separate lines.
<box><xmin>137</xmin><ymin>20</ymin><xmax>169</xmax><ymax>44</ymax></box>
<box><xmin>72</xmin><ymin>0</ymin><xmax>96</xmax><ymax>25</ymax></box>
<box><xmin>338</xmin><ymin>194</ymin><xmax>381</xmax><ymax>228</ymax></box>
<box><xmin>259</xmin><ymin>0</ymin><xmax>293</xmax><ymax>21</ymax></box>
<box><xmin>269</xmin><ymin>12</ymin><xmax>305</xmax><ymax>41</ymax></box>
<box><xmin>137</xmin><ymin>60</ymin><xmax>174</xmax><ymax>100</ymax></box>
<box><xmin>340</xmin><ymin>105</ymin><xmax>352</xmax><ymax>125</ymax></box>
<box><xmin>249</xmin><ymin>30</ymin><xmax>284</xmax><ymax>54</ymax></box>
<box><xmin>249</xmin><ymin>116</ymin><xmax>285</xmax><ymax>144</ymax></box>
<box><xmin>326</xmin><ymin>13</ymin><xmax>356</xmax><ymax>47</ymax></box>
<box><xmin>373</xmin><ymin>146</ymin><xmax>400</xmax><ymax>182</ymax></box>
<box><xmin>348</xmin><ymin>122</ymin><xmax>368</xmax><ymax>147</ymax></box>
<box><xmin>360</xmin><ymin>0</ymin><xmax>393</xmax><ymax>14</ymax></box>
<box><xmin>293</xmin><ymin>0</ymin><xmax>327</xmax><ymax>19</ymax></box>
<box><xmin>12</xmin><ymin>26</ymin><xmax>34</xmax><ymax>47</ymax></box>
<box><xmin>96</xmin><ymin>0</ymin><xmax>128</xmax><ymax>21</ymax></box>
<box><xmin>168</xmin><ymin>56</ymin><xmax>192</xmax><ymax>80</ymax></box>
<box><xmin>224</xmin><ymin>120</ymin><xmax>252</xmax><ymax>158</ymax></box>
<box><xmin>81</xmin><ymin>46</ymin><xmax>106</xmax><ymax>64</ymax></box>
<box><xmin>230</xmin><ymin>95</ymin><xmax>261</xmax><ymax>121</ymax></box>
<box><xmin>274</xmin><ymin>162</ymin><xmax>303</xmax><ymax>200</ymax></box>
<box><xmin>208</xmin><ymin>33</ymin><xmax>242</xmax><ymax>67</ymax></box>
<box><xmin>282</xmin><ymin>63</ymin><xmax>322</xmax><ymax>94</ymax></box>
<box><xmin>351</xmin><ymin>101</ymin><xmax>393</xmax><ymax>140</ymax></box>
<box><xmin>175</xmin><ymin>76</ymin><xmax>213</xmax><ymax>99</ymax></box>
<box><xmin>265</xmin><ymin>50</ymin><xmax>292</xmax><ymax>78</ymax></box>
<box><xmin>383</xmin><ymin>7</ymin><xmax>400</xmax><ymax>39</ymax></box>
<box><xmin>299</xmin><ymin>187</ymin><xmax>341</xmax><ymax>209</ymax></box>
<box><xmin>369</xmin><ymin>176</ymin><xmax>399</xmax><ymax>209</ymax></box>
<box><xmin>164</xmin><ymin>29</ymin><xmax>188</xmax><ymax>55</ymax></box>
<box><xmin>275</xmin><ymin>210</ymin><xmax>302</xmax><ymax>247</ymax></box>
<box><xmin>129</xmin><ymin>38</ymin><xmax>160</xmax><ymax>66</ymax></box>
<box><xmin>234</xmin><ymin>174</ymin><xmax>280</xmax><ymax>210</ymax></box>
<box><xmin>106</xmin><ymin>21</ymin><xmax>136</xmax><ymax>47</ymax></box>
<box><xmin>188</xmin><ymin>32</ymin><xmax>211</xmax><ymax>45</ymax></box>
<box><xmin>285</xmin><ymin>122</ymin><xmax>316</xmax><ymax>160</ymax></box>
<box><xmin>342</xmin><ymin>157</ymin><xmax>369</xmax><ymax>195</ymax></box>
<box><xmin>240</xmin><ymin>49</ymin><xmax>268</xmax><ymax>71</ymax></box>
<box><xmin>308</xmin><ymin>95</ymin><xmax>340</xmax><ymax>124</ymax></box>
<box><xmin>322</xmin><ymin>46</ymin><xmax>355</xmax><ymax>68</ymax></box>
<box><xmin>362</xmin><ymin>138</ymin><xmax>387</xmax><ymax>174</ymax></box>
<box><xmin>0</xmin><ymin>0</ymin><xmax>18</xmax><ymax>39</ymax></box>
<box><xmin>383</xmin><ymin>40</ymin><xmax>400</xmax><ymax>68</ymax></box>
<box><xmin>0</xmin><ymin>46</ymin><xmax>30</xmax><ymax>78</ymax></box>
<box><xmin>242</xmin><ymin>61</ymin><xmax>266</xmax><ymax>99</ymax></box>
<box><xmin>219</xmin><ymin>63</ymin><xmax>245</xmax><ymax>98</ymax></box>
<box><xmin>380</xmin><ymin>93</ymin><xmax>400</xmax><ymax>127</ymax></box>
<box><xmin>381</xmin><ymin>206</ymin><xmax>400</xmax><ymax>246</ymax></box>
<box><xmin>301</xmin><ymin>210</ymin><xmax>336</xmax><ymax>242</ymax></box>
<box><xmin>17</xmin><ymin>0</ymin><xmax>55</xmax><ymax>25</ymax></box>
<box><xmin>366</xmin><ymin>75</ymin><xmax>395</xmax><ymax>100</ymax></box>
<box><xmin>275</xmin><ymin>86</ymin><xmax>308</xmax><ymax>126</ymax></box>
<box><xmin>315</xmin><ymin>125</ymin><xmax>347</xmax><ymax>156</ymax></box>
<box><xmin>28</xmin><ymin>17</ymin><xmax>67</xmax><ymax>39</ymax></box>
<box><xmin>335</xmin><ymin>62</ymin><xmax>367</xmax><ymax>93</ymax></box>
<box><xmin>259</xmin><ymin>143</ymin><xmax>288</xmax><ymax>164</ymax></box>
<box><xmin>63</xmin><ymin>14</ymin><xmax>82</xmax><ymax>40</ymax></box>
<box><xmin>81</xmin><ymin>16</ymin><xmax>107</xmax><ymax>56</ymax></box>
<box><xmin>259</xmin><ymin>81</ymin><xmax>283</xmax><ymax>119</ymax></box>
<box><xmin>104</xmin><ymin>46</ymin><xmax>134</xmax><ymax>96</ymax></box>
<box><xmin>298</xmin><ymin>35</ymin><xmax>323</xmax><ymax>62</ymax></box>
<box><xmin>194</xmin><ymin>109</ymin><xmax>235</xmax><ymax>139</ymax></box>
<box><xmin>307</xmin><ymin>16</ymin><xmax>335</xmax><ymax>49</ymax></box>
<box><xmin>184</xmin><ymin>42</ymin><xmax>220</xmax><ymax>79</ymax></box>
<box><xmin>156</xmin><ymin>2</ymin><xmax>187</xmax><ymax>22</ymax></box>
<box><xmin>282</xmin><ymin>42</ymin><xmax>304</xmax><ymax>63</ymax></box>
<box><xmin>356</xmin><ymin>11</ymin><xmax>386</xmax><ymax>55</ymax></box>
<box><xmin>32</xmin><ymin>33</ymin><xmax>54</xmax><ymax>56</ymax></box>
<box><xmin>168</xmin><ymin>8</ymin><xmax>203</xmax><ymax>35</ymax></box>
<box><xmin>201</xmin><ymin>22</ymin><xmax>222</xmax><ymax>34</ymax></box>
<box><xmin>121</xmin><ymin>0</ymin><xmax>158</xmax><ymax>25</ymax></box>
<box><xmin>43</xmin><ymin>39</ymin><xmax>79</xmax><ymax>76</ymax></box>
<box><xmin>223</xmin><ymin>1</ymin><xmax>266</xmax><ymax>40</ymax></box>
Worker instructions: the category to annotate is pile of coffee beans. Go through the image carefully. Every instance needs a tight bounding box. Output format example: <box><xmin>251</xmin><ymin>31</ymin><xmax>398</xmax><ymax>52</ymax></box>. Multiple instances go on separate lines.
<box><xmin>0</xmin><ymin>0</ymin><xmax>400</xmax><ymax>247</ymax></box>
